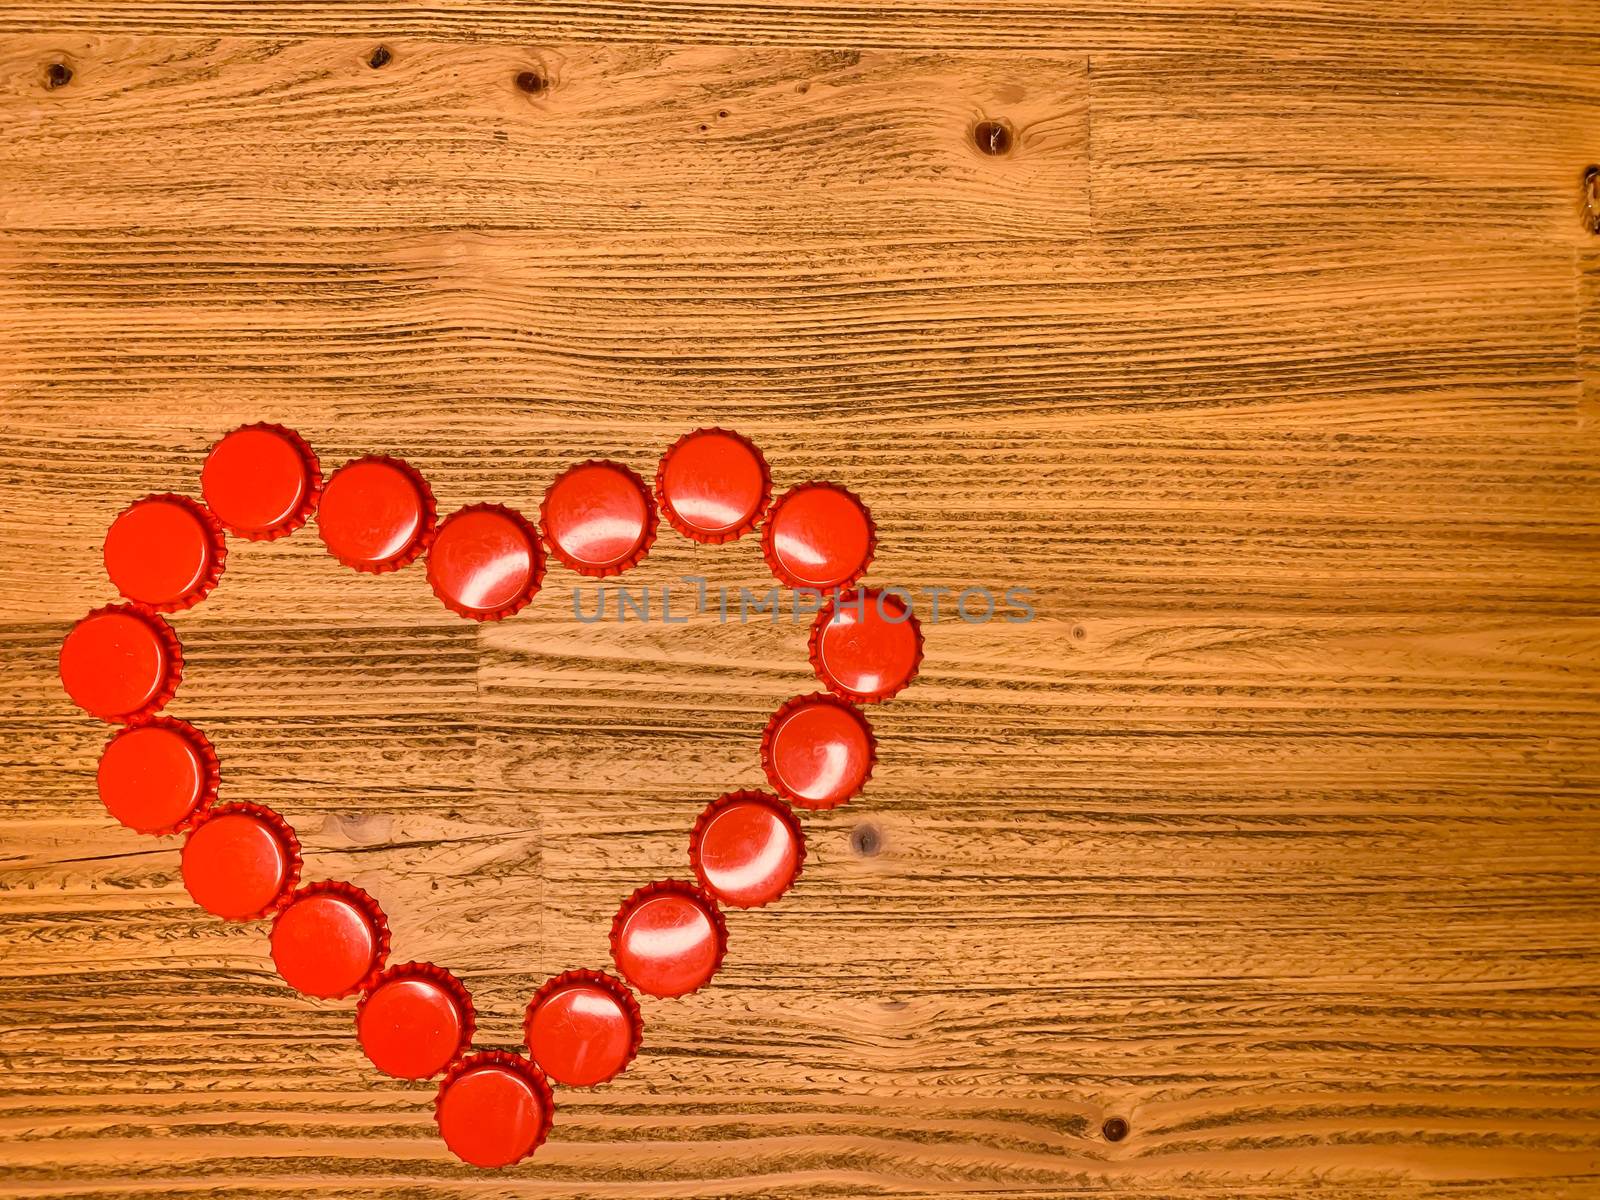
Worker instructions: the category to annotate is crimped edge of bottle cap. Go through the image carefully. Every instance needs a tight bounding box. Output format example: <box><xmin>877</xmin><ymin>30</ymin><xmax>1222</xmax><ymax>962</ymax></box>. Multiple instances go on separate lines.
<box><xmin>522</xmin><ymin>968</ymin><xmax>644</xmax><ymax>1087</ymax></box>
<box><xmin>759</xmin><ymin>692</ymin><xmax>877</xmax><ymax>810</ymax></box>
<box><xmin>182</xmin><ymin>801</ymin><xmax>303</xmax><ymax>920</ymax></box>
<box><xmin>318</xmin><ymin>454</ymin><xmax>438</xmax><ymax>574</ymax></box>
<box><xmin>653</xmin><ymin>427</ymin><xmax>773</xmax><ymax>545</ymax></box>
<box><xmin>105</xmin><ymin>493</ymin><xmax>229</xmax><ymax>612</ymax></box>
<box><xmin>688</xmin><ymin>790</ymin><xmax>807</xmax><ymax>908</ymax></box>
<box><xmin>62</xmin><ymin>603</ymin><xmax>185</xmax><ymax>724</ymax></box>
<box><xmin>760</xmin><ymin>480</ymin><xmax>877</xmax><ymax>591</ymax></box>
<box><xmin>608</xmin><ymin>879</ymin><xmax>728</xmax><ymax>997</ymax></box>
<box><xmin>204</xmin><ymin>422</ymin><xmax>322</xmax><ymax>542</ymax></box>
<box><xmin>100</xmin><ymin>715</ymin><xmax>221</xmax><ymax>835</ymax></box>
<box><xmin>434</xmin><ymin>1050</ymin><xmax>555</xmax><ymax>1167</ymax></box>
<box><xmin>539</xmin><ymin>458</ymin><xmax>659</xmax><ymax>577</ymax></box>
<box><xmin>357</xmin><ymin>960</ymin><xmax>477</xmax><ymax>1078</ymax></box>
<box><xmin>272</xmin><ymin>879</ymin><xmax>391</xmax><ymax>999</ymax></box>
<box><xmin>807</xmin><ymin>588</ymin><xmax>925</xmax><ymax>704</ymax></box>
<box><xmin>426</xmin><ymin>503</ymin><xmax>546</xmax><ymax>621</ymax></box>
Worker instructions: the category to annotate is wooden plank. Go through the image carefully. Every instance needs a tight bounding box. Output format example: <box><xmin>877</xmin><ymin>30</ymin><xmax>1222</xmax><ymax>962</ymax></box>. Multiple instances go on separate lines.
<box><xmin>4</xmin><ymin>416</ymin><xmax>1598</xmax><ymax>623</ymax></box>
<box><xmin>10</xmin><ymin>612</ymin><xmax>1600</xmax><ymax>967</ymax></box>
<box><xmin>0</xmin><ymin>1</ymin><xmax>1593</xmax><ymax>61</ymax></box>
<box><xmin>0</xmin><ymin>230</ymin><xmax>1583</xmax><ymax>430</ymax></box>
<box><xmin>1089</xmin><ymin>52</ymin><xmax>1600</xmax><ymax>241</ymax></box>
<box><xmin>0</xmin><ymin>38</ymin><xmax>1088</xmax><ymax>239</ymax></box>
<box><xmin>2</xmin><ymin>1080</ymin><xmax>1593</xmax><ymax>1198</ymax></box>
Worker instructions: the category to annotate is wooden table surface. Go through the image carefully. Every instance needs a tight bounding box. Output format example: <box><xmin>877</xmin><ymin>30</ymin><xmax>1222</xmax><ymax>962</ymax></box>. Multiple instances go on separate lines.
<box><xmin>2</xmin><ymin>3</ymin><xmax>1598</xmax><ymax>1197</ymax></box>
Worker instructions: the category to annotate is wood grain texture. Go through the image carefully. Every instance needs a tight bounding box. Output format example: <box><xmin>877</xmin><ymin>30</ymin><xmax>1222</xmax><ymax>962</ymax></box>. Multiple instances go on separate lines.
<box><xmin>1090</xmin><ymin>53</ymin><xmax>1600</xmax><ymax>241</ymax></box>
<box><xmin>2</xmin><ymin>17</ymin><xmax>1599</xmax><ymax>1200</ymax></box>
<box><xmin>0</xmin><ymin>1</ymin><xmax>1595</xmax><ymax>61</ymax></box>
<box><xmin>0</xmin><ymin>39</ymin><xmax>1089</xmax><ymax>238</ymax></box>
<box><xmin>1583</xmin><ymin>248</ymin><xmax>1600</xmax><ymax>434</ymax></box>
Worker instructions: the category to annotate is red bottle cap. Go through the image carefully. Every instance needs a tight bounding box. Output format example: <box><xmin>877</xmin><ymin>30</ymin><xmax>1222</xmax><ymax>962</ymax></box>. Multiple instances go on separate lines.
<box><xmin>654</xmin><ymin>428</ymin><xmax>771</xmax><ymax>544</ymax></box>
<box><xmin>357</xmin><ymin>962</ymin><xmax>475</xmax><ymax>1080</ymax></box>
<box><xmin>426</xmin><ymin>504</ymin><xmax>545</xmax><ymax>621</ymax></box>
<box><xmin>760</xmin><ymin>693</ymin><xmax>876</xmax><ymax>810</ymax></box>
<box><xmin>317</xmin><ymin>456</ymin><xmax>436</xmax><ymax>573</ymax></box>
<box><xmin>181</xmin><ymin>803</ymin><xmax>301</xmax><ymax>920</ymax></box>
<box><xmin>689</xmin><ymin>791</ymin><xmax>805</xmax><ymax>909</ymax></box>
<box><xmin>200</xmin><ymin>423</ymin><xmax>321</xmax><ymax>541</ymax></box>
<box><xmin>97</xmin><ymin>717</ymin><xmax>218</xmax><ymax>834</ymax></box>
<box><xmin>270</xmin><ymin>881</ymin><xmax>389</xmax><ymax>999</ymax></box>
<box><xmin>523</xmin><ymin>969</ymin><xmax>643</xmax><ymax>1088</ymax></box>
<box><xmin>103</xmin><ymin>494</ymin><xmax>227</xmax><ymax>611</ymax></box>
<box><xmin>609</xmin><ymin>880</ymin><xmax>727</xmax><ymax>999</ymax></box>
<box><xmin>761</xmin><ymin>482</ymin><xmax>875</xmax><ymax>590</ymax></box>
<box><xmin>435</xmin><ymin>1051</ymin><xmax>554</xmax><ymax>1169</ymax></box>
<box><xmin>59</xmin><ymin>605</ymin><xmax>183</xmax><ymax>724</ymax></box>
<box><xmin>809</xmin><ymin>589</ymin><xmax>923</xmax><ymax>704</ymax></box>
<box><xmin>540</xmin><ymin>460</ymin><xmax>657</xmax><ymax>577</ymax></box>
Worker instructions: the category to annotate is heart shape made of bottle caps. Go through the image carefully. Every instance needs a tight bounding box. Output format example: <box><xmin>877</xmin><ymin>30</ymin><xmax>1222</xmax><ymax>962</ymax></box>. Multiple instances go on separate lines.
<box><xmin>59</xmin><ymin>425</ymin><xmax>924</xmax><ymax>1168</ymax></box>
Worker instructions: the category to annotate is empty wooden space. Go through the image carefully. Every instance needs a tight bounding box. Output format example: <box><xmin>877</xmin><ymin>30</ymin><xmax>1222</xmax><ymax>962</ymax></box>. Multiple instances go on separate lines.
<box><xmin>0</xmin><ymin>3</ymin><xmax>1597</xmax><ymax>1198</ymax></box>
